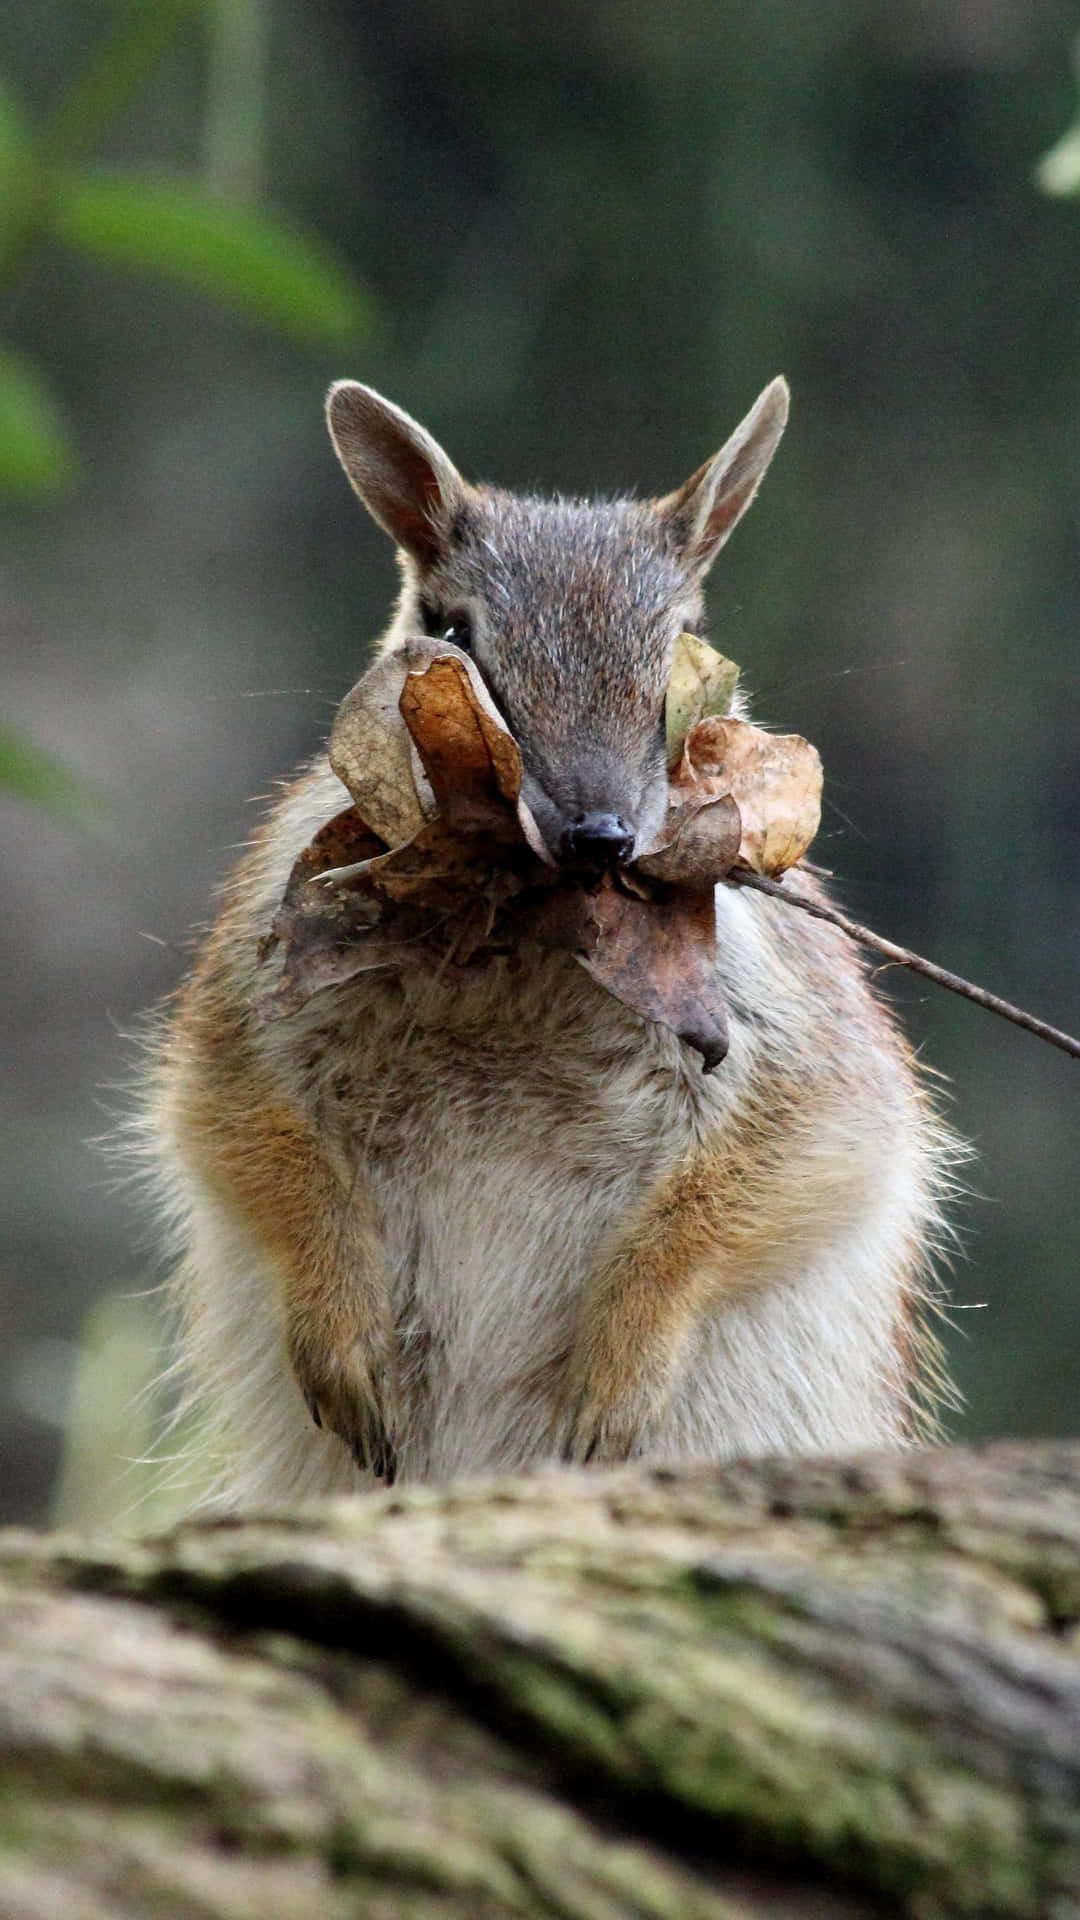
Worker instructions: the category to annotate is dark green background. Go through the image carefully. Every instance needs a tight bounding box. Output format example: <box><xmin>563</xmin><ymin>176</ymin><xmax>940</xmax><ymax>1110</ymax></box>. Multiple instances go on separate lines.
<box><xmin>2</xmin><ymin>0</ymin><xmax>1077</xmax><ymax>1523</ymax></box>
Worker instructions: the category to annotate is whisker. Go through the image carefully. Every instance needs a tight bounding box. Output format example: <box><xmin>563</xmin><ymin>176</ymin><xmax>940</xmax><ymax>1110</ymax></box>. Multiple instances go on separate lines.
<box><xmin>751</xmin><ymin>656</ymin><xmax>911</xmax><ymax>705</ymax></box>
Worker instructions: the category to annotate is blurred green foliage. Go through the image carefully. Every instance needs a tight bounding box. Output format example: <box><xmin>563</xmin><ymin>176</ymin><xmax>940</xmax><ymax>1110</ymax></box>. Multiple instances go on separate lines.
<box><xmin>54</xmin><ymin>170</ymin><xmax>371</xmax><ymax>348</ymax></box>
<box><xmin>0</xmin><ymin>719</ymin><xmax>104</xmax><ymax>821</ymax></box>
<box><xmin>0</xmin><ymin>345</ymin><xmax>75</xmax><ymax>497</ymax></box>
<box><xmin>1035</xmin><ymin>30</ymin><xmax>1080</xmax><ymax>192</ymax></box>
<box><xmin>0</xmin><ymin>0</ymin><xmax>370</xmax><ymax>505</ymax></box>
<box><xmin>0</xmin><ymin>0</ymin><xmax>371</xmax><ymax>810</ymax></box>
<box><xmin>50</xmin><ymin>1292</ymin><xmax>171</xmax><ymax>1531</ymax></box>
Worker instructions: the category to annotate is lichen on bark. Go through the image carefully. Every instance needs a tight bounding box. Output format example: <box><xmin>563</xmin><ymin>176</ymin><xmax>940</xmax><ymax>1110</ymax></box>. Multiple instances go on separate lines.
<box><xmin>2</xmin><ymin>1442</ymin><xmax>1080</xmax><ymax>1918</ymax></box>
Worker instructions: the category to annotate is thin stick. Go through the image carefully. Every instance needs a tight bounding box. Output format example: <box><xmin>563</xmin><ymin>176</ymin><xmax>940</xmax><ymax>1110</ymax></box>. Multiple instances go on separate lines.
<box><xmin>727</xmin><ymin>869</ymin><xmax>1080</xmax><ymax>1060</ymax></box>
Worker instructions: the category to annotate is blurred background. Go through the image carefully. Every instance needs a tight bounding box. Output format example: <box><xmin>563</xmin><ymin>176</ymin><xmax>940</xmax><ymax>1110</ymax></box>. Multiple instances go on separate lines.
<box><xmin>1</xmin><ymin>0</ymin><xmax>1077</xmax><ymax>1528</ymax></box>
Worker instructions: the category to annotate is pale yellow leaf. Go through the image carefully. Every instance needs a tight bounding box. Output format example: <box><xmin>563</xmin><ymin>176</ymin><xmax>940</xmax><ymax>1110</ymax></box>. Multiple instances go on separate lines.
<box><xmin>665</xmin><ymin>632</ymin><xmax>740</xmax><ymax>770</ymax></box>
<box><xmin>328</xmin><ymin>650</ymin><xmax>433</xmax><ymax>847</ymax></box>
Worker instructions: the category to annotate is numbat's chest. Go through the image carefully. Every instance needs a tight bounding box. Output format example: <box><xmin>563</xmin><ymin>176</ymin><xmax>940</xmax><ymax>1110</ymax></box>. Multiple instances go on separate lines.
<box><xmin>293</xmin><ymin>941</ymin><xmax>724</xmax><ymax>1192</ymax></box>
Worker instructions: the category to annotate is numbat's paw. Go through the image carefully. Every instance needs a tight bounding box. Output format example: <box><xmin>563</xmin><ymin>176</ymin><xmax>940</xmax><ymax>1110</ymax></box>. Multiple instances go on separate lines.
<box><xmin>556</xmin><ymin>1374</ymin><xmax>659</xmax><ymax>1467</ymax></box>
<box><xmin>555</xmin><ymin>1321</ymin><xmax>680</xmax><ymax>1467</ymax></box>
<box><xmin>289</xmin><ymin>1322</ymin><xmax>400</xmax><ymax>1484</ymax></box>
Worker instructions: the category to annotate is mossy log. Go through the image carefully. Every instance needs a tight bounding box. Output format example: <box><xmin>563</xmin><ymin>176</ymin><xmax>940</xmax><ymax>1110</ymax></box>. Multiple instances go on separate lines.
<box><xmin>2</xmin><ymin>1442</ymin><xmax>1080</xmax><ymax>1919</ymax></box>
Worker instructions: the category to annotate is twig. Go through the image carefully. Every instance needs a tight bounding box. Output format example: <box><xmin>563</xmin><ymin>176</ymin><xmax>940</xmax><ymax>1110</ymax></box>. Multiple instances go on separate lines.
<box><xmin>727</xmin><ymin>869</ymin><xmax>1080</xmax><ymax>1060</ymax></box>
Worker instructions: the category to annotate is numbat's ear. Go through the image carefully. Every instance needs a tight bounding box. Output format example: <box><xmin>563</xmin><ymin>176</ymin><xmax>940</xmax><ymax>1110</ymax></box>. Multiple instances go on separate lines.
<box><xmin>657</xmin><ymin>376</ymin><xmax>789</xmax><ymax>579</ymax></box>
<box><xmin>326</xmin><ymin>382</ymin><xmax>467</xmax><ymax>566</ymax></box>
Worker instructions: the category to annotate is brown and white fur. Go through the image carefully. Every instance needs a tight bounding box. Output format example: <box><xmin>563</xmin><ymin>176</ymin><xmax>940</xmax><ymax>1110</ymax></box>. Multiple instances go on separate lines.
<box><xmin>145</xmin><ymin>378</ymin><xmax>956</xmax><ymax>1507</ymax></box>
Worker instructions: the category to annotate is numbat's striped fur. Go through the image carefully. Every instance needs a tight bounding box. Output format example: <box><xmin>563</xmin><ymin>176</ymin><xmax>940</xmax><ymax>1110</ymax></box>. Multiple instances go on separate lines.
<box><xmin>144</xmin><ymin>379</ymin><xmax>959</xmax><ymax>1506</ymax></box>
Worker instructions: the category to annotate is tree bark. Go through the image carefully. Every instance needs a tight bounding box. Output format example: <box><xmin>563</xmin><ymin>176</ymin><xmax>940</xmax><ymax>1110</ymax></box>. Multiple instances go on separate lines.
<box><xmin>2</xmin><ymin>1441</ymin><xmax>1079</xmax><ymax>1919</ymax></box>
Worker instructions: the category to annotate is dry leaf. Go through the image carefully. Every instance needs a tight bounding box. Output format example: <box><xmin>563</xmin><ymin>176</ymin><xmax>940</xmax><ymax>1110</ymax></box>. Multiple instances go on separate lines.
<box><xmin>514</xmin><ymin>885</ymin><xmax>600</xmax><ymax>960</ymax></box>
<box><xmin>577</xmin><ymin>881</ymin><xmax>728</xmax><ymax>1070</ymax></box>
<box><xmin>396</xmin><ymin>649</ymin><xmax>553</xmax><ymax>861</ymax></box>
<box><xmin>637</xmin><ymin>698</ymin><xmax>746</xmax><ymax>887</ymax></box>
<box><xmin>399</xmin><ymin>654</ymin><xmax>522</xmax><ymax>816</ymax></box>
<box><xmin>277</xmin><ymin>804</ymin><xmax>386</xmax><ymax>890</ymax></box>
<box><xmin>685</xmin><ymin>714</ymin><xmax>822</xmax><ymax>876</ymax></box>
<box><xmin>351</xmin><ymin>815</ymin><xmax>525</xmax><ymax>905</ymax></box>
<box><xmin>665</xmin><ymin>631</ymin><xmax>740</xmax><ymax>771</ymax></box>
<box><xmin>259</xmin><ymin>807</ymin><xmax>415</xmax><ymax>1017</ymax></box>
<box><xmin>520</xmin><ymin>879</ymin><xmax>727</xmax><ymax>1069</ymax></box>
<box><xmin>328</xmin><ymin>649</ymin><xmax>436</xmax><ymax>847</ymax></box>
<box><xmin>634</xmin><ymin>792</ymin><xmax>742</xmax><ymax>888</ymax></box>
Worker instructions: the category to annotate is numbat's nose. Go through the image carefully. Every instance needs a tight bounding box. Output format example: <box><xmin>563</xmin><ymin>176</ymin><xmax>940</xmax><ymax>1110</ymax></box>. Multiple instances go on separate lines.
<box><xmin>559</xmin><ymin>812</ymin><xmax>636</xmax><ymax>868</ymax></box>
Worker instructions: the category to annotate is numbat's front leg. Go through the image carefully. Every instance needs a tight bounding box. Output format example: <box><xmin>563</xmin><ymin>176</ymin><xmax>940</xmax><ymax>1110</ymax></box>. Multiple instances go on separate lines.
<box><xmin>556</xmin><ymin>1094</ymin><xmax>899</xmax><ymax>1465</ymax></box>
<box><xmin>169</xmin><ymin>1014</ymin><xmax>401</xmax><ymax>1482</ymax></box>
<box><xmin>281</xmin><ymin>1152</ymin><xmax>400</xmax><ymax>1484</ymax></box>
<box><xmin>557</xmin><ymin>1150</ymin><xmax>736</xmax><ymax>1464</ymax></box>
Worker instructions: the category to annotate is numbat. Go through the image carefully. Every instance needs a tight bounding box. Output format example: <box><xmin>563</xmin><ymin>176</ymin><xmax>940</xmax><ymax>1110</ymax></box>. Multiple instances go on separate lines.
<box><xmin>146</xmin><ymin>378</ymin><xmax>956</xmax><ymax>1504</ymax></box>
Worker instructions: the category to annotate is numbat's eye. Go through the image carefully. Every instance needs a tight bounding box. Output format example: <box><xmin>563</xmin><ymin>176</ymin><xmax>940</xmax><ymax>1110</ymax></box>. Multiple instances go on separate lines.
<box><xmin>418</xmin><ymin>601</ymin><xmax>473</xmax><ymax>650</ymax></box>
<box><xmin>441</xmin><ymin>613</ymin><xmax>473</xmax><ymax>651</ymax></box>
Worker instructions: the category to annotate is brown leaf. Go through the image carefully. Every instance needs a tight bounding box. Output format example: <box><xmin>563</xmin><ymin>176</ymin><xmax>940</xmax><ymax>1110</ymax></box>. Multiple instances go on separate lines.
<box><xmin>279</xmin><ymin>806</ymin><xmax>386</xmax><ymax>889</ymax></box>
<box><xmin>519</xmin><ymin>884</ymin><xmax>602</xmax><ymax>960</ymax></box>
<box><xmin>634</xmin><ymin>715</ymin><xmax>745</xmax><ymax>889</ymax></box>
<box><xmin>579</xmin><ymin>881</ymin><xmax>728</xmax><ymax>1071</ymax></box>
<box><xmin>258</xmin><ymin>807</ymin><xmax>425</xmax><ymax>1018</ymax></box>
<box><xmin>260</xmin><ymin>798</ymin><xmax>539</xmax><ymax>1018</ymax></box>
<box><xmin>356</xmin><ymin>814</ymin><xmax>525</xmax><ymax>906</ymax></box>
<box><xmin>330</xmin><ymin>637</ymin><xmax>541</xmax><ymax>867</ymax></box>
<box><xmin>634</xmin><ymin>792</ymin><xmax>742</xmax><ymax>888</ymax></box>
<box><xmin>396</xmin><ymin>648</ymin><xmax>557</xmax><ymax>862</ymax></box>
<box><xmin>684</xmin><ymin>714</ymin><xmax>822</xmax><ymax>876</ymax></box>
<box><xmin>399</xmin><ymin>653</ymin><xmax>523</xmax><ymax>815</ymax></box>
<box><xmin>523</xmin><ymin>878</ymin><xmax>728</xmax><ymax>1069</ymax></box>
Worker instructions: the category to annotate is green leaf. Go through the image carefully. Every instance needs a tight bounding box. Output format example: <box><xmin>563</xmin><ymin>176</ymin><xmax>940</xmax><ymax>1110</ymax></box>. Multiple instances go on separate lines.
<box><xmin>52</xmin><ymin>168</ymin><xmax>372</xmax><ymax>348</ymax></box>
<box><xmin>51</xmin><ymin>1291</ymin><xmax>199</xmax><ymax>1532</ymax></box>
<box><xmin>1035</xmin><ymin>29</ymin><xmax>1080</xmax><ymax>197</ymax></box>
<box><xmin>0</xmin><ymin>720</ymin><xmax>103</xmax><ymax>822</ymax></box>
<box><xmin>0</xmin><ymin>347</ymin><xmax>77</xmax><ymax>498</ymax></box>
<box><xmin>1034</xmin><ymin>122</ymin><xmax>1080</xmax><ymax>197</ymax></box>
